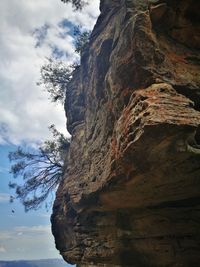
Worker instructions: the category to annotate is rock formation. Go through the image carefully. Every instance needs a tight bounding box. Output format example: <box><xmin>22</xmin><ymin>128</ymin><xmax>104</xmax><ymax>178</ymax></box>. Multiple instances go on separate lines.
<box><xmin>51</xmin><ymin>0</ymin><xmax>200</xmax><ymax>266</ymax></box>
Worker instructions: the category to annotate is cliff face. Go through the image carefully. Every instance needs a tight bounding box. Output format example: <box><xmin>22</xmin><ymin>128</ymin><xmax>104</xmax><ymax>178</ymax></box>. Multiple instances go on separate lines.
<box><xmin>51</xmin><ymin>0</ymin><xmax>200</xmax><ymax>266</ymax></box>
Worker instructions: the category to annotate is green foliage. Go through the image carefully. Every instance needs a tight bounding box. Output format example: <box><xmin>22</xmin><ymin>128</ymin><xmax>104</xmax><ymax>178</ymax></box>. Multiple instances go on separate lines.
<box><xmin>37</xmin><ymin>27</ymin><xmax>90</xmax><ymax>104</ymax></box>
<box><xmin>37</xmin><ymin>58</ymin><xmax>77</xmax><ymax>104</ymax></box>
<box><xmin>9</xmin><ymin>125</ymin><xmax>70</xmax><ymax>211</ymax></box>
<box><xmin>61</xmin><ymin>0</ymin><xmax>87</xmax><ymax>10</ymax></box>
<box><xmin>74</xmin><ymin>27</ymin><xmax>91</xmax><ymax>54</ymax></box>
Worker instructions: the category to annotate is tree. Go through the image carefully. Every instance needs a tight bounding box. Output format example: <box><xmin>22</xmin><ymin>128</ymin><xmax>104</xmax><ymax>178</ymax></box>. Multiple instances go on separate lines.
<box><xmin>9</xmin><ymin>125</ymin><xmax>70</xmax><ymax>212</ymax></box>
<box><xmin>37</xmin><ymin>58</ymin><xmax>77</xmax><ymax>104</ymax></box>
<box><xmin>74</xmin><ymin>27</ymin><xmax>91</xmax><ymax>54</ymax></box>
<box><xmin>61</xmin><ymin>0</ymin><xmax>87</xmax><ymax>10</ymax></box>
<box><xmin>38</xmin><ymin>28</ymin><xmax>90</xmax><ymax>104</ymax></box>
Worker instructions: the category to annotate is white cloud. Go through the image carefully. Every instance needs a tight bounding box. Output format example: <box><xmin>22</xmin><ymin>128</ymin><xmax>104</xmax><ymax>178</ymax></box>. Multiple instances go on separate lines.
<box><xmin>0</xmin><ymin>245</ymin><xmax>6</xmax><ymax>253</ymax></box>
<box><xmin>0</xmin><ymin>193</ymin><xmax>10</xmax><ymax>203</ymax></box>
<box><xmin>0</xmin><ymin>224</ymin><xmax>58</xmax><ymax>260</ymax></box>
<box><xmin>0</xmin><ymin>225</ymin><xmax>51</xmax><ymax>241</ymax></box>
<box><xmin>0</xmin><ymin>0</ymin><xmax>100</xmax><ymax>145</ymax></box>
<box><xmin>15</xmin><ymin>225</ymin><xmax>51</xmax><ymax>234</ymax></box>
<box><xmin>39</xmin><ymin>213</ymin><xmax>51</xmax><ymax>218</ymax></box>
<box><xmin>0</xmin><ymin>166</ymin><xmax>9</xmax><ymax>174</ymax></box>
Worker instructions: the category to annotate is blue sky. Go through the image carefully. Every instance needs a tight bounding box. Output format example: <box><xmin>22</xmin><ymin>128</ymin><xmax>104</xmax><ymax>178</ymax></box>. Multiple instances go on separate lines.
<box><xmin>0</xmin><ymin>0</ymin><xmax>99</xmax><ymax>262</ymax></box>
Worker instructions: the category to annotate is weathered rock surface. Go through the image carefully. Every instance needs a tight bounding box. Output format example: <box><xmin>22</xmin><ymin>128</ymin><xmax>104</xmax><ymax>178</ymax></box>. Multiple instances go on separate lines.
<box><xmin>51</xmin><ymin>0</ymin><xmax>200</xmax><ymax>266</ymax></box>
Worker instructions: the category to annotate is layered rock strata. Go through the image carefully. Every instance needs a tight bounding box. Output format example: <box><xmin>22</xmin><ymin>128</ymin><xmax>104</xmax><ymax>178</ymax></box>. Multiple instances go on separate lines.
<box><xmin>51</xmin><ymin>0</ymin><xmax>200</xmax><ymax>266</ymax></box>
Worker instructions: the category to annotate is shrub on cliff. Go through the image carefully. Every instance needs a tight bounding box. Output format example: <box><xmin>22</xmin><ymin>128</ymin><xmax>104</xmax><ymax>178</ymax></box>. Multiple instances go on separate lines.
<box><xmin>61</xmin><ymin>0</ymin><xmax>86</xmax><ymax>10</ymax></box>
<box><xmin>37</xmin><ymin>58</ymin><xmax>77</xmax><ymax>104</ymax></box>
<box><xmin>9</xmin><ymin>125</ymin><xmax>70</xmax><ymax>211</ymax></box>
<box><xmin>38</xmin><ymin>28</ymin><xmax>90</xmax><ymax>103</ymax></box>
<box><xmin>74</xmin><ymin>27</ymin><xmax>91</xmax><ymax>54</ymax></box>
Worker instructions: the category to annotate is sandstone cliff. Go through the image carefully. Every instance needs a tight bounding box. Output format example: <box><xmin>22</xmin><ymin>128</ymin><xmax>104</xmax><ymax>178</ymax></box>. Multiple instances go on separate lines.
<box><xmin>51</xmin><ymin>0</ymin><xmax>200</xmax><ymax>266</ymax></box>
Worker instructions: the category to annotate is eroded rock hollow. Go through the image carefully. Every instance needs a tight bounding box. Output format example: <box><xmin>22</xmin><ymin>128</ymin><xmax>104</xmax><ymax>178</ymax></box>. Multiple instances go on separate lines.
<box><xmin>51</xmin><ymin>0</ymin><xmax>200</xmax><ymax>266</ymax></box>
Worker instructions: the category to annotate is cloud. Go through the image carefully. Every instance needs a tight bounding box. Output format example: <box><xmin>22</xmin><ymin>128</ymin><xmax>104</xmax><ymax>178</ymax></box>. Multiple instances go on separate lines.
<box><xmin>0</xmin><ymin>245</ymin><xmax>6</xmax><ymax>253</ymax></box>
<box><xmin>14</xmin><ymin>225</ymin><xmax>51</xmax><ymax>235</ymax></box>
<box><xmin>0</xmin><ymin>225</ymin><xmax>51</xmax><ymax>241</ymax></box>
<box><xmin>0</xmin><ymin>0</ymin><xmax>100</xmax><ymax>145</ymax></box>
<box><xmin>39</xmin><ymin>213</ymin><xmax>51</xmax><ymax>218</ymax></box>
<box><xmin>0</xmin><ymin>166</ymin><xmax>9</xmax><ymax>174</ymax></box>
<box><xmin>0</xmin><ymin>193</ymin><xmax>10</xmax><ymax>203</ymax></box>
<box><xmin>0</xmin><ymin>224</ymin><xmax>58</xmax><ymax>260</ymax></box>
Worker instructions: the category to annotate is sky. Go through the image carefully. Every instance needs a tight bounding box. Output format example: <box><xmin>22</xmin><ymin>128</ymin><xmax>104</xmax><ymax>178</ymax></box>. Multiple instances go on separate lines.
<box><xmin>0</xmin><ymin>0</ymin><xmax>99</xmax><ymax>262</ymax></box>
